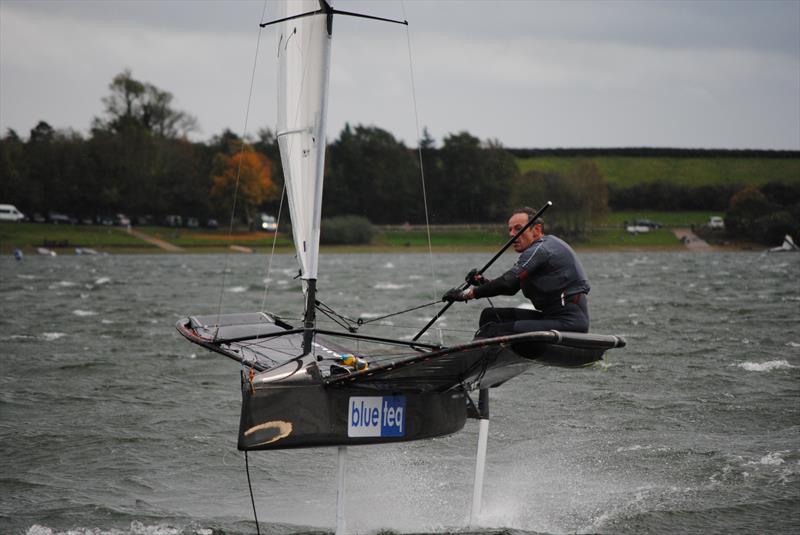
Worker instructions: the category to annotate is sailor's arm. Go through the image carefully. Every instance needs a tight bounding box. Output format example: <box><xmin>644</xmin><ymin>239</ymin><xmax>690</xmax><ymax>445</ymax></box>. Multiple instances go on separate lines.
<box><xmin>470</xmin><ymin>270</ymin><xmax>520</xmax><ymax>299</ymax></box>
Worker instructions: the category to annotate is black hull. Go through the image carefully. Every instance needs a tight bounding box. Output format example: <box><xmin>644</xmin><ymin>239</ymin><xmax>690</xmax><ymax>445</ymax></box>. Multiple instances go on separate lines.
<box><xmin>176</xmin><ymin>313</ymin><xmax>625</xmax><ymax>450</ymax></box>
<box><xmin>238</xmin><ymin>382</ymin><xmax>467</xmax><ymax>450</ymax></box>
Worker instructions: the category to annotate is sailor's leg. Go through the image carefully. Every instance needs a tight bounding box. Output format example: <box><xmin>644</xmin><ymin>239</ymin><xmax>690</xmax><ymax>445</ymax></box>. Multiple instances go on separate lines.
<box><xmin>513</xmin><ymin>298</ymin><xmax>590</xmax><ymax>333</ymax></box>
<box><xmin>477</xmin><ymin>308</ymin><xmax>542</xmax><ymax>338</ymax></box>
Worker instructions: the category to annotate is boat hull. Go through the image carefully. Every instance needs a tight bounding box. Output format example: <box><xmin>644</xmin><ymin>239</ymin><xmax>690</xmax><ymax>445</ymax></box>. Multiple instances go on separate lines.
<box><xmin>238</xmin><ymin>381</ymin><xmax>467</xmax><ymax>450</ymax></box>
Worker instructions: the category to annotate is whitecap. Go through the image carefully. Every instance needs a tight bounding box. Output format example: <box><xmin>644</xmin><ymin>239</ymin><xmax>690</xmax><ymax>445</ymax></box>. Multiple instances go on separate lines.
<box><xmin>16</xmin><ymin>274</ymin><xmax>36</xmax><ymax>280</ymax></box>
<box><xmin>101</xmin><ymin>319</ymin><xmax>115</xmax><ymax>324</ymax></box>
<box><xmin>5</xmin><ymin>334</ymin><xmax>36</xmax><ymax>341</ymax></box>
<box><xmin>787</xmin><ymin>342</ymin><xmax>800</xmax><ymax>348</ymax></box>
<box><xmin>748</xmin><ymin>451</ymin><xmax>788</xmax><ymax>466</ymax></box>
<box><xmin>383</xmin><ymin>262</ymin><xmax>395</xmax><ymax>269</ymax></box>
<box><xmin>94</xmin><ymin>277</ymin><xmax>111</xmax><ymax>285</ymax></box>
<box><xmin>226</xmin><ymin>286</ymin><xmax>248</xmax><ymax>293</ymax></box>
<box><xmin>49</xmin><ymin>281</ymin><xmax>77</xmax><ymax>289</ymax></box>
<box><xmin>41</xmin><ymin>332</ymin><xmax>66</xmax><ymax>341</ymax></box>
<box><xmin>72</xmin><ymin>310</ymin><xmax>97</xmax><ymax>317</ymax></box>
<box><xmin>373</xmin><ymin>282</ymin><xmax>407</xmax><ymax>290</ymax></box>
<box><xmin>736</xmin><ymin>360</ymin><xmax>796</xmax><ymax>372</ymax></box>
<box><xmin>616</xmin><ymin>444</ymin><xmax>651</xmax><ymax>452</ymax></box>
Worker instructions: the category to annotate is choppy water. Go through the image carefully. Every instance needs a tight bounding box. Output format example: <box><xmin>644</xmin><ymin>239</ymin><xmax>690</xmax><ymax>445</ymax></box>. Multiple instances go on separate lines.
<box><xmin>1</xmin><ymin>251</ymin><xmax>798</xmax><ymax>535</ymax></box>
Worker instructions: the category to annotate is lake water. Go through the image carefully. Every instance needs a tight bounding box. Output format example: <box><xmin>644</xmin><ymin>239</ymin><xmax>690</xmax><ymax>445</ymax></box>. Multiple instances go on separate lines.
<box><xmin>1</xmin><ymin>251</ymin><xmax>798</xmax><ymax>534</ymax></box>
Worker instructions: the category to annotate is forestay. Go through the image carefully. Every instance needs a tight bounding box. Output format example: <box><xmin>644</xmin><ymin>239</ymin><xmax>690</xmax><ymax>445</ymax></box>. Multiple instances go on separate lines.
<box><xmin>277</xmin><ymin>0</ymin><xmax>332</xmax><ymax>282</ymax></box>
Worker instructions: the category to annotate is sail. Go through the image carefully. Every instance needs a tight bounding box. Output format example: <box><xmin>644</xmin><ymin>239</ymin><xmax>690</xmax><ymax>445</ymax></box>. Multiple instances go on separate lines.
<box><xmin>277</xmin><ymin>0</ymin><xmax>332</xmax><ymax>282</ymax></box>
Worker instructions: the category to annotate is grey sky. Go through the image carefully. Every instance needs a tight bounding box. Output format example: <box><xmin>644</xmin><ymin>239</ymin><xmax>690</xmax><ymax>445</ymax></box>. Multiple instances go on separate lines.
<box><xmin>1</xmin><ymin>0</ymin><xmax>798</xmax><ymax>149</ymax></box>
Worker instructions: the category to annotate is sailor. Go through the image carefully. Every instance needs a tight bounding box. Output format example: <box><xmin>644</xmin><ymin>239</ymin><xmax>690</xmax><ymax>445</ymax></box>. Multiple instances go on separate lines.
<box><xmin>442</xmin><ymin>206</ymin><xmax>590</xmax><ymax>337</ymax></box>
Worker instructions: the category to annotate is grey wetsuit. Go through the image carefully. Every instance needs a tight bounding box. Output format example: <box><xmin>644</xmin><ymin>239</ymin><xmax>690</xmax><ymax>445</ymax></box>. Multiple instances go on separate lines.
<box><xmin>473</xmin><ymin>235</ymin><xmax>590</xmax><ymax>335</ymax></box>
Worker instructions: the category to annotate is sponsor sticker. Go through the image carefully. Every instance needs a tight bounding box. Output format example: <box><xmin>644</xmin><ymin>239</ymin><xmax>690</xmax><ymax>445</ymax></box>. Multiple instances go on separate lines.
<box><xmin>347</xmin><ymin>395</ymin><xmax>406</xmax><ymax>438</ymax></box>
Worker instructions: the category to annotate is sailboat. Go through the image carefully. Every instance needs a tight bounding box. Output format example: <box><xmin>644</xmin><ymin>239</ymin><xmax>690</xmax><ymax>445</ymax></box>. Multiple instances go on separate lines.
<box><xmin>768</xmin><ymin>234</ymin><xmax>798</xmax><ymax>253</ymax></box>
<box><xmin>177</xmin><ymin>1</ymin><xmax>624</xmax><ymax>526</ymax></box>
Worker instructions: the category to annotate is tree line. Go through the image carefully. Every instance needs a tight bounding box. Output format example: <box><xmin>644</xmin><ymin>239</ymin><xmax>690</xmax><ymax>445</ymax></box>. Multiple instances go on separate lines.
<box><xmin>2</xmin><ymin>70</ymin><xmax>797</xmax><ymax>243</ymax></box>
<box><xmin>0</xmin><ymin>71</ymin><xmax>610</xmax><ymax>238</ymax></box>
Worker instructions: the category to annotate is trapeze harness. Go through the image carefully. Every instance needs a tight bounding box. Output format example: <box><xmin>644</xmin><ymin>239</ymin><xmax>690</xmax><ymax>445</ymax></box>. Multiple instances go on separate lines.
<box><xmin>473</xmin><ymin>234</ymin><xmax>590</xmax><ymax>337</ymax></box>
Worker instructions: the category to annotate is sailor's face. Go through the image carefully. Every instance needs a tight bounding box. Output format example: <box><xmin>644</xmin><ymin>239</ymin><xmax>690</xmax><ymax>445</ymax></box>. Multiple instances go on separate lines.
<box><xmin>508</xmin><ymin>213</ymin><xmax>541</xmax><ymax>252</ymax></box>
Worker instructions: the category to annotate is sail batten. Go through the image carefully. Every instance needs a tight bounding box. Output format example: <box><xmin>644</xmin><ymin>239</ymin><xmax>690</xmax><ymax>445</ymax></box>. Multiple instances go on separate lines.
<box><xmin>277</xmin><ymin>0</ymin><xmax>332</xmax><ymax>283</ymax></box>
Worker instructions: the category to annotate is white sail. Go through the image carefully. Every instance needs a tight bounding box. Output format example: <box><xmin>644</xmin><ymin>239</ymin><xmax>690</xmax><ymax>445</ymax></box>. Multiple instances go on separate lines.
<box><xmin>277</xmin><ymin>0</ymin><xmax>332</xmax><ymax>282</ymax></box>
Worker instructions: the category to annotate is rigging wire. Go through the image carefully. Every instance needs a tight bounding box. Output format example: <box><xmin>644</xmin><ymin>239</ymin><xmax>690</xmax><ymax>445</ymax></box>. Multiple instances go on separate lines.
<box><xmin>315</xmin><ymin>298</ymin><xmax>441</xmax><ymax>332</ymax></box>
<box><xmin>214</xmin><ymin>0</ymin><xmax>271</xmax><ymax>329</ymax></box>
<box><xmin>260</xmin><ymin>181</ymin><xmax>287</xmax><ymax>312</ymax></box>
<box><xmin>400</xmin><ymin>0</ymin><xmax>438</xmax><ymax>304</ymax></box>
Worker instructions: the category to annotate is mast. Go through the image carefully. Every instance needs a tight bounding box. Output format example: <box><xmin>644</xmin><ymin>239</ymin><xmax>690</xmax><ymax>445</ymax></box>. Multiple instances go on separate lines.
<box><xmin>274</xmin><ymin>0</ymin><xmax>333</xmax><ymax>355</ymax></box>
<box><xmin>270</xmin><ymin>1</ymin><xmax>406</xmax><ymax>356</ymax></box>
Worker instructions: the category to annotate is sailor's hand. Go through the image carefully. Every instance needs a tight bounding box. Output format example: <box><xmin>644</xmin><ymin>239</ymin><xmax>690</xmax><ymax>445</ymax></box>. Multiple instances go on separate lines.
<box><xmin>442</xmin><ymin>287</ymin><xmax>472</xmax><ymax>302</ymax></box>
<box><xmin>465</xmin><ymin>268</ymin><xmax>486</xmax><ymax>286</ymax></box>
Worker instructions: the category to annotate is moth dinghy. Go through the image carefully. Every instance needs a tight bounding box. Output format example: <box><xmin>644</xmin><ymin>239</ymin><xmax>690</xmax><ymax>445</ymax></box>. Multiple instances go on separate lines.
<box><xmin>176</xmin><ymin>1</ymin><xmax>625</xmax><ymax>531</ymax></box>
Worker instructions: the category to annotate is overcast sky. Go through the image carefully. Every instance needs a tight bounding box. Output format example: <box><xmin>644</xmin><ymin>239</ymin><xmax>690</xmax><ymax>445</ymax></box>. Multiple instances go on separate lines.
<box><xmin>1</xmin><ymin>0</ymin><xmax>799</xmax><ymax>149</ymax></box>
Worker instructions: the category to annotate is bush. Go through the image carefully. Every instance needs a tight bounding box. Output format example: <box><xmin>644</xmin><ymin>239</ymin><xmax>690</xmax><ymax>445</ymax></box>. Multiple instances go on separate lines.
<box><xmin>320</xmin><ymin>215</ymin><xmax>375</xmax><ymax>245</ymax></box>
<box><xmin>753</xmin><ymin>211</ymin><xmax>796</xmax><ymax>245</ymax></box>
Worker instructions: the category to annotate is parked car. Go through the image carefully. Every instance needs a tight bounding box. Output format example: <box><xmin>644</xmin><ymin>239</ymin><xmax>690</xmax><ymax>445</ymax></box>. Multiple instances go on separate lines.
<box><xmin>260</xmin><ymin>213</ymin><xmax>278</xmax><ymax>232</ymax></box>
<box><xmin>206</xmin><ymin>218</ymin><xmax>219</xmax><ymax>229</ymax></box>
<box><xmin>47</xmin><ymin>212</ymin><xmax>72</xmax><ymax>225</ymax></box>
<box><xmin>115</xmin><ymin>213</ymin><xmax>131</xmax><ymax>227</ymax></box>
<box><xmin>165</xmin><ymin>215</ymin><xmax>183</xmax><ymax>227</ymax></box>
<box><xmin>709</xmin><ymin>216</ymin><xmax>725</xmax><ymax>230</ymax></box>
<box><xmin>0</xmin><ymin>204</ymin><xmax>25</xmax><ymax>222</ymax></box>
<box><xmin>634</xmin><ymin>219</ymin><xmax>661</xmax><ymax>229</ymax></box>
<box><xmin>186</xmin><ymin>217</ymin><xmax>199</xmax><ymax>228</ymax></box>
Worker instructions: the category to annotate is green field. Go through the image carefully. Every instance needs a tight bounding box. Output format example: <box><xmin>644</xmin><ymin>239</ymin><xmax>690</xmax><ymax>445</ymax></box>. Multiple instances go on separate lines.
<box><xmin>378</xmin><ymin>227</ymin><xmax>506</xmax><ymax>248</ymax></box>
<box><xmin>0</xmin><ymin>223</ymin><xmax>151</xmax><ymax>254</ymax></box>
<box><xmin>0</xmin><ymin>220</ymin><xmax>697</xmax><ymax>254</ymax></box>
<box><xmin>517</xmin><ymin>156</ymin><xmax>800</xmax><ymax>188</ymax></box>
<box><xmin>598</xmin><ymin>210</ymin><xmax>721</xmax><ymax>227</ymax></box>
<box><xmin>0</xmin><ymin>223</ymin><xmax>291</xmax><ymax>254</ymax></box>
<box><xmin>136</xmin><ymin>226</ymin><xmax>293</xmax><ymax>249</ymax></box>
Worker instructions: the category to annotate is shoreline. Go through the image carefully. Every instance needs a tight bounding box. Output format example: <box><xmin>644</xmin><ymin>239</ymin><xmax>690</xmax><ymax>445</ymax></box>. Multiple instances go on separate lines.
<box><xmin>2</xmin><ymin>242</ymin><xmax>762</xmax><ymax>255</ymax></box>
<box><xmin>0</xmin><ymin>223</ymin><xmax>763</xmax><ymax>255</ymax></box>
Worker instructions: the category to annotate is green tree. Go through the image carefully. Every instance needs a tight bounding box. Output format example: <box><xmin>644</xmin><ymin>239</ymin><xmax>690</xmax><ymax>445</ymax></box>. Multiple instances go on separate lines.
<box><xmin>511</xmin><ymin>161</ymin><xmax>609</xmax><ymax>240</ymax></box>
<box><xmin>432</xmin><ymin>132</ymin><xmax>515</xmax><ymax>223</ymax></box>
<box><xmin>93</xmin><ymin>69</ymin><xmax>197</xmax><ymax>138</ymax></box>
<box><xmin>325</xmin><ymin>124</ymin><xmax>420</xmax><ymax>223</ymax></box>
<box><xmin>0</xmin><ymin>129</ymin><xmax>33</xmax><ymax>212</ymax></box>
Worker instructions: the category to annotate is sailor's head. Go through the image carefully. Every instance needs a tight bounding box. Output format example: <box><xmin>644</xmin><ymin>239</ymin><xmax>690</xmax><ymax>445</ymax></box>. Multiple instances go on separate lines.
<box><xmin>508</xmin><ymin>206</ymin><xmax>543</xmax><ymax>252</ymax></box>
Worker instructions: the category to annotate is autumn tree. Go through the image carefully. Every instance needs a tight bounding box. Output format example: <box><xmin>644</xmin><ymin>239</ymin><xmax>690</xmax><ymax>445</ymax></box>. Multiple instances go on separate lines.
<box><xmin>210</xmin><ymin>148</ymin><xmax>274</xmax><ymax>228</ymax></box>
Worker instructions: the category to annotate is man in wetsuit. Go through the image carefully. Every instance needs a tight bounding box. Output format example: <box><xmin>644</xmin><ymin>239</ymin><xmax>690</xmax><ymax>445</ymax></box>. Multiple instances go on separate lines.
<box><xmin>442</xmin><ymin>206</ymin><xmax>590</xmax><ymax>337</ymax></box>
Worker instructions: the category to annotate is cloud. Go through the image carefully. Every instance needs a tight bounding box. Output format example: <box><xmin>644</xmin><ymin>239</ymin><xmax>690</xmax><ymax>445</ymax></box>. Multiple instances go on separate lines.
<box><xmin>1</xmin><ymin>0</ymin><xmax>798</xmax><ymax>149</ymax></box>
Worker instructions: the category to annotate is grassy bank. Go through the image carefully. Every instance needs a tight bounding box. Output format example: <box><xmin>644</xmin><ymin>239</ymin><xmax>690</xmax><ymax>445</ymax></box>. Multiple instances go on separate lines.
<box><xmin>517</xmin><ymin>156</ymin><xmax>800</xmax><ymax>188</ymax></box>
<box><xmin>1</xmin><ymin>216</ymin><xmax>710</xmax><ymax>255</ymax></box>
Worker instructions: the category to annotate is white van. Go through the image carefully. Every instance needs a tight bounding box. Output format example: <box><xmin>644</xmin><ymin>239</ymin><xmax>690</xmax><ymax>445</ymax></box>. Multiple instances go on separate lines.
<box><xmin>0</xmin><ymin>204</ymin><xmax>25</xmax><ymax>222</ymax></box>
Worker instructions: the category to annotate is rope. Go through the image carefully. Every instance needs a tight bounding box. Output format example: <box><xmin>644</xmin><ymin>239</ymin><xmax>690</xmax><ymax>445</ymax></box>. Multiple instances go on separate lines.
<box><xmin>401</xmin><ymin>0</ymin><xmax>437</xmax><ymax>304</ymax></box>
<box><xmin>214</xmin><ymin>0</ymin><xmax>271</xmax><ymax>330</ymax></box>
<box><xmin>244</xmin><ymin>451</ymin><xmax>262</xmax><ymax>535</ymax></box>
